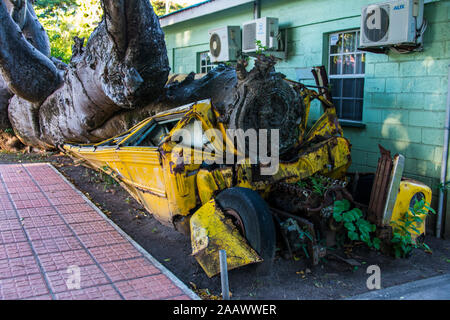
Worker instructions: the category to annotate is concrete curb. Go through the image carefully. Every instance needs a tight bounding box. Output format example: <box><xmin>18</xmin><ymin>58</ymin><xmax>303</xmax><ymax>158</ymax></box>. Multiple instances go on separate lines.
<box><xmin>47</xmin><ymin>163</ymin><xmax>200</xmax><ymax>300</ymax></box>
<box><xmin>348</xmin><ymin>273</ymin><xmax>450</xmax><ymax>300</ymax></box>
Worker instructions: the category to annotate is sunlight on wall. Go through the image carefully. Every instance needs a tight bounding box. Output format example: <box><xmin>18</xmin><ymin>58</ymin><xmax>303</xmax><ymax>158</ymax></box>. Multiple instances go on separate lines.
<box><xmin>381</xmin><ymin>115</ymin><xmax>409</xmax><ymax>151</ymax></box>
<box><xmin>422</xmin><ymin>56</ymin><xmax>435</xmax><ymax>68</ymax></box>
<box><xmin>175</xmin><ymin>30</ymin><xmax>192</xmax><ymax>47</ymax></box>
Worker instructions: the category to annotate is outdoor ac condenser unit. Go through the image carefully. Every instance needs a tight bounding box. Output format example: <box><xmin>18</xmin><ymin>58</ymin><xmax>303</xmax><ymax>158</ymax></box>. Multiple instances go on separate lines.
<box><xmin>360</xmin><ymin>0</ymin><xmax>424</xmax><ymax>48</ymax></box>
<box><xmin>242</xmin><ymin>17</ymin><xmax>279</xmax><ymax>53</ymax></box>
<box><xmin>208</xmin><ymin>26</ymin><xmax>241</xmax><ymax>63</ymax></box>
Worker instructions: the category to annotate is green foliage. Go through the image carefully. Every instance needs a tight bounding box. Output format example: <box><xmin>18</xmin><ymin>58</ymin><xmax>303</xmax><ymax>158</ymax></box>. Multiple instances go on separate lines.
<box><xmin>34</xmin><ymin>0</ymin><xmax>102</xmax><ymax>63</ymax></box>
<box><xmin>296</xmin><ymin>175</ymin><xmax>332</xmax><ymax>196</ymax></box>
<box><xmin>310</xmin><ymin>175</ymin><xmax>328</xmax><ymax>196</ymax></box>
<box><xmin>255</xmin><ymin>40</ymin><xmax>268</xmax><ymax>55</ymax></box>
<box><xmin>100</xmin><ymin>165</ymin><xmax>118</xmax><ymax>189</ymax></box>
<box><xmin>333</xmin><ymin>199</ymin><xmax>380</xmax><ymax>250</ymax></box>
<box><xmin>280</xmin><ymin>218</ymin><xmax>312</xmax><ymax>258</ymax></box>
<box><xmin>33</xmin><ymin>1</ymin><xmax>186</xmax><ymax>63</ymax></box>
<box><xmin>438</xmin><ymin>181</ymin><xmax>450</xmax><ymax>191</ymax></box>
<box><xmin>390</xmin><ymin>199</ymin><xmax>435</xmax><ymax>258</ymax></box>
<box><xmin>151</xmin><ymin>0</ymin><xmax>185</xmax><ymax>16</ymax></box>
<box><xmin>34</xmin><ymin>0</ymin><xmax>77</xmax><ymax>16</ymax></box>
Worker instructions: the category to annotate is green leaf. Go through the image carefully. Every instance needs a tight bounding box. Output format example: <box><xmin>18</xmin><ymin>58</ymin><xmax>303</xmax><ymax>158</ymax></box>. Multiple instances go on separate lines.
<box><xmin>353</xmin><ymin>208</ymin><xmax>363</xmax><ymax>219</ymax></box>
<box><xmin>343</xmin><ymin>212</ymin><xmax>355</xmax><ymax>223</ymax></box>
<box><xmin>333</xmin><ymin>212</ymin><xmax>343</xmax><ymax>222</ymax></box>
<box><xmin>333</xmin><ymin>199</ymin><xmax>350</xmax><ymax>214</ymax></box>
<box><xmin>356</xmin><ymin>220</ymin><xmax>372</xmax><ymax>234</ymax></box>
<box><xmin>348</xmin><ymin>231</ymin><xmax>359</xmax><ymax>241</ymax></box>
<box><xmin>360</xmin><ymin>233</ymin><xmax>370</xmax><ymax>244</ymax></box>
<box><xmin>344</xmin><ymin>222</ymin><xmax>356</xmax><ymax>232</ymax></box>
<box><xmin>372</xmin><ymin>238</ymin><xmax>381</xmax><ymax>250</ymax></box>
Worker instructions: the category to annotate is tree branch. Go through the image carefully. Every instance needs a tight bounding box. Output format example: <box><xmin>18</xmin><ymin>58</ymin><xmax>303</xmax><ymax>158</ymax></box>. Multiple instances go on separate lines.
<box><xmin>0</xmin><ymin>0</ymin><xmax>62</xmax><ymax>104</ymax></box>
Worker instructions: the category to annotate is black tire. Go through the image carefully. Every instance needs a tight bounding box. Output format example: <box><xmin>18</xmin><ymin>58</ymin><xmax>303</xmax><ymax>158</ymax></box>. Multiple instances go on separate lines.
<box><xmin>216</xmin><ymin>187</ymin><xmax>276</xmax><ymax>272</ymax></box>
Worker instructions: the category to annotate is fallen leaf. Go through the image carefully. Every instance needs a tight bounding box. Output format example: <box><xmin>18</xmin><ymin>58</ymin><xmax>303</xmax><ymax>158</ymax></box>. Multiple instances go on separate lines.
<box><xmin>189</xmin><ymin>282</ymin><xmax>197</xmax><ymax>290</ymax></box>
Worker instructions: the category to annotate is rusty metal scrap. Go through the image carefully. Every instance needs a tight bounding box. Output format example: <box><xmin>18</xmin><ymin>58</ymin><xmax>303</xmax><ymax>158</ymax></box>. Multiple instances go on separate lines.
<box><xmin>368</xmin><ymin>145</ymin><xmax>393</xmax><ymax>226</ymax></box>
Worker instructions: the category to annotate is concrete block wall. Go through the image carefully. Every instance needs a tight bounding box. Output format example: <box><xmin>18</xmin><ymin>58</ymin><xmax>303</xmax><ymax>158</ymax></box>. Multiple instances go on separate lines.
<box><xmin>347</xmin><ymin>0</ymin><xmax>450</xmax><ymax>196</ymax></box>
<box><xmin>161</xmin><ymin>0</ymin><xmax>450</xmax><ymax>219</ymax></box>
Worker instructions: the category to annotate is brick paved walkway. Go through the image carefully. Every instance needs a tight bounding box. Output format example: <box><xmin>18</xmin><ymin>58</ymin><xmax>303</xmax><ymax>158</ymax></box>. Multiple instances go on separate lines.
<box><xmin>0</xmin><ymin>163</ymin><xmax>198</xmax><ymax>300</ymax></box>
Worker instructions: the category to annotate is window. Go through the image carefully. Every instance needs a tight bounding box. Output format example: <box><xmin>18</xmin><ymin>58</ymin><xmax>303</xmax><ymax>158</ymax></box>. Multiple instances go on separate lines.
<box><xmin>328</xmin><ymin>30</ymin><xmax>365</xmax><ymax>122</ymax></box>
<box><xmin>123</xmin><ymin>118</ymin><xmax>182</xmax><ymax>147</ymax></box>
<box><xmin>198</xmin><ymin>52</ymin><xmax>214</xmax><ymax>74</ymax></box>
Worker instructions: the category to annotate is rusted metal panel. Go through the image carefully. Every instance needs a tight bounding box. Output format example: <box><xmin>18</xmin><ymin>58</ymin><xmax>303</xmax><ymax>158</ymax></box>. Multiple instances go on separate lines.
<box><xmin>368</xmin><ymin>145</ymin><xmax>393</xmax><ymax>226</ymax></box>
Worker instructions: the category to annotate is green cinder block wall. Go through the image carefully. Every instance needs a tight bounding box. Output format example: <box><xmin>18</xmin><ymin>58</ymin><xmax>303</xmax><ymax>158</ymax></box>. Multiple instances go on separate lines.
<box><xmin>161</xmin><ymin>0</ymin><xmax>450</xmax><ymax>232</ymax></box>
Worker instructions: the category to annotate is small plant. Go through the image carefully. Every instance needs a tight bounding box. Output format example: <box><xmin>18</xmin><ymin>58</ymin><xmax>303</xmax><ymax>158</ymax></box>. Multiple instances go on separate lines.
<box><xmin>390</xmin><ymin>198</ymin><xmax>435</xmax><ymax>258</ymax></box>
<box><xmin>333</xmin><ymin>199</ymin><xmax>381</xmax><ymax>250</ymax></box>
<box><xmin>100</xmin><ymin>165</ymin><xmax>118</xmax><ymax>189</ymax></box>
<box><xmin>310</xmin><ymin>175</ymin><xmax>328</xmax><ymax>196</ymax></box>
<box><xmin>255</xmin><ymin>40</ymin><xmax>268</xmax><ymax>55</ymax></box>
<box><xmin>438</xmin><ymin>180</ymin><xmax>450</xmax><ymax>191</ymax></box>
<box><xmin>280</xmin><ymin>218</ymin><xmax>313</xmax><ymax>258</ymax></box>
<box><xmin>296</xmin><ymin>180</ymin><xmax>308</xmax><ymax>189</ymax></box>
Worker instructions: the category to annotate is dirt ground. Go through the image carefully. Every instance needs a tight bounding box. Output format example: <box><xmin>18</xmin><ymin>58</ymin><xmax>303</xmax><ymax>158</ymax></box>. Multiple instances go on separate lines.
<box><xmin>1</xmin><ymin>151</ymin><xmax>450</xmax><ymax>300</ymax></box>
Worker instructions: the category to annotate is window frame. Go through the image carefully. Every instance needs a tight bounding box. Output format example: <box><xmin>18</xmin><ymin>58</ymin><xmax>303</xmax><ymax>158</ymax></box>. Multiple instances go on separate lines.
<box><xmin>198</xmin><ymin>51</ymin><xmax>214</xmax><ymax>74</ymax></box>
<box><xmin>328</xmin><ymin>29</ymin><xmax>366</xmax><ymax>122</ymax></box>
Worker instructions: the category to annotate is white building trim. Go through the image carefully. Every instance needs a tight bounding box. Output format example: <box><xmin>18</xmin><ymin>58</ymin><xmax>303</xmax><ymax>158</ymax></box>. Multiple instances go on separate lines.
<box><xmin>159</xmin><ymin>0</ymin><xmax>255</xmax><ymax>28</ymax></box>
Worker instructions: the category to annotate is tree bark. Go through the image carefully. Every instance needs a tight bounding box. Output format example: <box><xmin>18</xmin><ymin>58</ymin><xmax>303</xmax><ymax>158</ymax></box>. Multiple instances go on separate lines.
<box><xmin>0</xmin><ymin>0</ymin><xmax>62</xmax><ymax>104</ymax></box>
<box><xmin>2</xmin><ymin>0</ymin><xmax>170</xmax><ymax>148</ymax></box>
<box><xmin>0</xmin><ymin>0</ymin><xmax>304</xmax><ymax>156</ymax></box>
<box><xmin>0</xmin><ymin>74</ymin><xmax>12</xmax><ymax>130</ymax></box>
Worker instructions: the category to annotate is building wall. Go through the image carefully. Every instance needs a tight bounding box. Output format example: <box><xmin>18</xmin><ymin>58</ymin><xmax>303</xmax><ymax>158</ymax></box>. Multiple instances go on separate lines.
<box><xmin>162</xmin><ymin>0</ymin><xmax>450</xmax><ymax>203</ymax></box>
<box><xmin>163</xmin><ymin>3</ymin><xmax>255</xmax><ymax>74</ymax></box>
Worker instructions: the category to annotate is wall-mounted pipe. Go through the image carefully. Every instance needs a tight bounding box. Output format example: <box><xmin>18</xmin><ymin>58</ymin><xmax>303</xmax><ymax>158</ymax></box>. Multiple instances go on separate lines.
<box><xmin>254</xmin><ymin>0</ymin><xmax>261</xmax><ymax>19</ymax></box>
<box><xmin>437</xmin><ymin>64</ymin><xmax>450</xmax><ymax>238</ymax></box>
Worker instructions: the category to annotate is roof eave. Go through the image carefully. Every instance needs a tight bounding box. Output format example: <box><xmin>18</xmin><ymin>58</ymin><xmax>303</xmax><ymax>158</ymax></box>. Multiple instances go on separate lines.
<box><xmin>159</xmin><ymin>0</ymin><xmax>255</xmax><ymax>28</ymax></box>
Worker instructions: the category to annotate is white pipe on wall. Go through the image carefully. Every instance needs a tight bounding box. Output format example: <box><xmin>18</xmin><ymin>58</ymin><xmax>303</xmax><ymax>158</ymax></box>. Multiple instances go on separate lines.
<box><xmin>437</xmin><ymin>64</ymin><xmax>450</xmax><ymax>238</ymax></box>
<box><xmin>254</xmin><ymin>0</ymin><xmax>261</xmax><ymax>19</ymax></box>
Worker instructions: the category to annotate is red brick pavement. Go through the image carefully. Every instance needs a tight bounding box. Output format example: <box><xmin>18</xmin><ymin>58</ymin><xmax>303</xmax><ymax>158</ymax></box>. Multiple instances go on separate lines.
<box><xmin>0</xmin><ymin>163</ymin><xmax>198</xmax><ymax>300</ymax></box>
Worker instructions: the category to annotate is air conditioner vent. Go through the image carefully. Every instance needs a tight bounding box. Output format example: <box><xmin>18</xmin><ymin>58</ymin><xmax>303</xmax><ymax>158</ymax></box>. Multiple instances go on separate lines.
<box><xmin>362</xmin><ymin>4</ymin><xmax>390</xmax><ymax>43</ymax></box>
<box><xmin>208</xmin><ymin>26</ymin><xmax>241</xmax><ymax>63</ymax></box>
<box><xmin>242</xmin><ymin>17</ymin><xmax>279</xmax><ymax>53</ymax></box>
<box><xmin>359</xmin><ymin>0</ymin><xmax>424</xmax><ymax>48</ymax></box>
<box><xmin>209</xmin><ymin>33</ymin><xmax>222</xmax><ymax>57</ymax></box>
<box><xmin>243</xmin><ymin>23</ymin><xmax>256</xmax><ymax>51</ymax></box>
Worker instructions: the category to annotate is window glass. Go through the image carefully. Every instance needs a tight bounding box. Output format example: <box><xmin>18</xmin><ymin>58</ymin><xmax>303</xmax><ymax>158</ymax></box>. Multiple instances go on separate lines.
<box><xmin>329</xmin><ymin>30</ymin><xmax>365</xmax><ymax>121</ymax></box>
<box><xmin>199</xmin><ymin>52</ymin><xmax>214</xmax><ymax>74</ymax></box>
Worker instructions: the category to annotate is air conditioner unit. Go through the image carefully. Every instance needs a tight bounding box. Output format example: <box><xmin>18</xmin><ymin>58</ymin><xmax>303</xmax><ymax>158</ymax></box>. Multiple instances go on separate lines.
<box><xmin>208</xmin><ymin>26</ymin><xmax>241</xmax><ymax>63</ymax></box>
<box><xmin>242</xmin><ymin>17</ymin><xmax>279</xmax><ymax>53</ymax></box>
<box><xmin>360</xmin><ymin>0</ymin><xmax>424</xmax><ymax>48</ymax></box>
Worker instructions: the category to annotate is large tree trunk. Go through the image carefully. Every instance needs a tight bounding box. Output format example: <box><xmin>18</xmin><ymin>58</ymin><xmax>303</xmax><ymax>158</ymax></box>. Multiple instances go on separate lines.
<box><xmin>0</xmin><ymin>0</ymin><xmax>304</xmax><ymax>156</ymax></box>
<box><xmin>0</xmin><ymin>74</ymin><xmax>12</xmax><ymax>130</ymax></box>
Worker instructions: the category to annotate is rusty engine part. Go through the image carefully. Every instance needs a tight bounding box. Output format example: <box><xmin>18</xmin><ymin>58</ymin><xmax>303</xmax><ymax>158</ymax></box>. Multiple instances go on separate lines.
<box><xmin>269</xmin><ymin>175</ymin><xmax>359</xmax><ymax>264</ymax></box>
